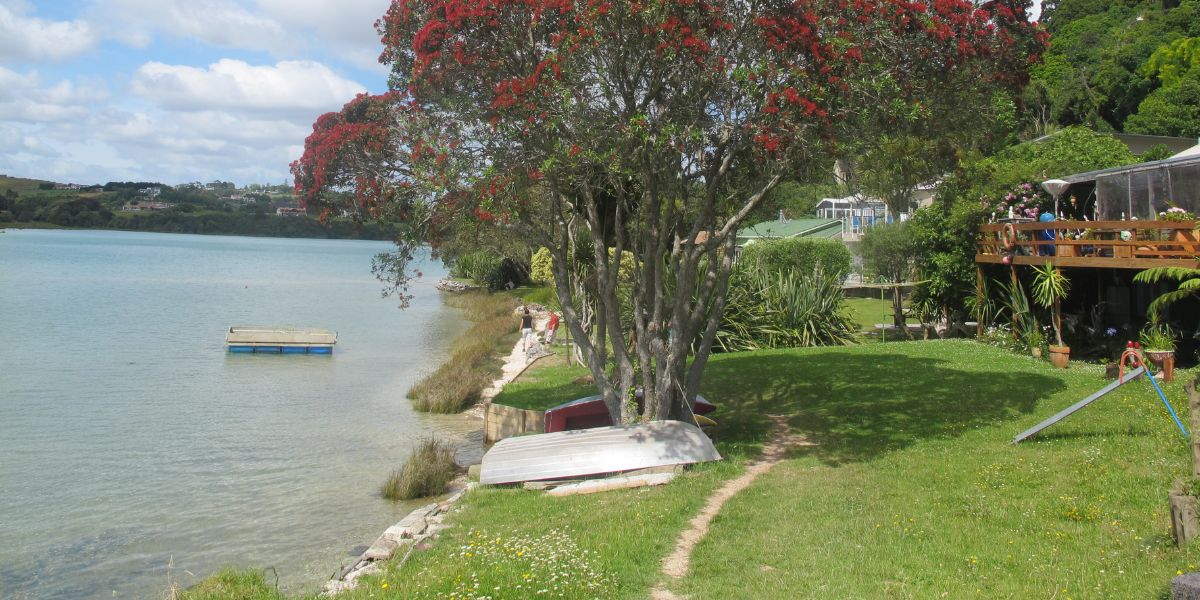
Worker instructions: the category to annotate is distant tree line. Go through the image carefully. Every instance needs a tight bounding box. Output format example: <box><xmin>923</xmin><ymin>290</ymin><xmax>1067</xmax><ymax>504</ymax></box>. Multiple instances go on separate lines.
<box><xmin>0</xmin><ymin>186</ymin><xmax>393</xmax><ymax>240</ymax></box>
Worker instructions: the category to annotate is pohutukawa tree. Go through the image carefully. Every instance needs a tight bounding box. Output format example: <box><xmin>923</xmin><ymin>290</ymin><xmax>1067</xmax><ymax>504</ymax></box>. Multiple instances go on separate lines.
<box><xmin>294</xmin><ymin>0</ymin><xmax>1045</xmax><ymax>422</ymax></box>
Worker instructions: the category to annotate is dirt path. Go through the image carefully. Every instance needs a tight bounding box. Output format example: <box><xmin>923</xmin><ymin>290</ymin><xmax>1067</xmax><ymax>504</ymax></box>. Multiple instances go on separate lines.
<box><xmin>650</xmin><ymin>416</ymin><xmax>807</xmax><ymax>600</ymax></box>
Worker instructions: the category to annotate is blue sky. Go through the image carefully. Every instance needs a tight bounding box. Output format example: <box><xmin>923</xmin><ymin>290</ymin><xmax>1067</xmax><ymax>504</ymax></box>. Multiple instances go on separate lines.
<box><xmin>0</xmin><ymin>0</ymin><xmax>393</xmax><ymax>186</ymax></box>
<box><xmin>0</xmin><ymin>0</ymin><xmax>1043</xmax><ymax>187</ymax></box>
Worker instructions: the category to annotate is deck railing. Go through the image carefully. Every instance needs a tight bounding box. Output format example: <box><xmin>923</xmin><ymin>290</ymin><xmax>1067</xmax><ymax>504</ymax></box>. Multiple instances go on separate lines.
<box><xmin>976</xmin><ymin>220</ymin><xmax>1200</xmax><ymax>269</ymax></box>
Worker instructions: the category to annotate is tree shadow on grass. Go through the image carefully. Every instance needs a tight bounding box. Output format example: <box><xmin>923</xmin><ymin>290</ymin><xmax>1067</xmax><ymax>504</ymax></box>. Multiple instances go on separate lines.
<box><xmin>701</xmin><ymin>352</ymin><xmax>1066</xmax><ymax>466</ymax></box>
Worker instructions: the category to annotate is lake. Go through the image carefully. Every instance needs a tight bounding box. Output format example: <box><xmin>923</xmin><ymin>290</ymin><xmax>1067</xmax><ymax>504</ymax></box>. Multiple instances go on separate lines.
<box><xmin>0</xmin><ymin>229</ymin><xmax>473</xmax><ymax>599</ymax></box>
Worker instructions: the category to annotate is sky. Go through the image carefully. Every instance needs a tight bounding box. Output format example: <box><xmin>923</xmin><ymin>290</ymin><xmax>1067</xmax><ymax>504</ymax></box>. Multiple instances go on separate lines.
<box><xmin>0</xmin><ymin>0</ymin><xmax>1043</xmax><ymax>188</ymax></box>
<box><xmin>0</xmin><ymin>0</ymin><xmax>392</xmax><ymax>186</ymax></box>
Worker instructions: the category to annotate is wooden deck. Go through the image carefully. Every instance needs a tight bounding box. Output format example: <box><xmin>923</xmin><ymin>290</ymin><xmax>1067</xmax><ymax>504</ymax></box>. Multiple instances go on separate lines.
<box><xmin>976</xmin><ymin>220</ymin><xmax>1200</xmax><ymax>269</ymax></box>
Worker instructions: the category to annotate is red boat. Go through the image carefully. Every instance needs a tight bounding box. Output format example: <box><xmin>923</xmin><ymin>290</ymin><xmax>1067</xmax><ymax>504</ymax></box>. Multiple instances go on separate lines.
<box><xmin>544</xmin><ymin>393</ymin><xmax>716</xmax><ymax>433</ymax></box>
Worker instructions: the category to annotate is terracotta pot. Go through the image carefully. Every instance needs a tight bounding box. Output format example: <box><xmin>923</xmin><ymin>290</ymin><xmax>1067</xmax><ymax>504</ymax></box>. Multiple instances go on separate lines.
<box><xmin>1047</xmin><ymin>345</ymin><xmax>1070</xmax><ymax>369</ymax></box>
<box><xmin>1146</xmin><ymin>350</ymin><xmax>1176</xmax><ymax>382</ymax></box>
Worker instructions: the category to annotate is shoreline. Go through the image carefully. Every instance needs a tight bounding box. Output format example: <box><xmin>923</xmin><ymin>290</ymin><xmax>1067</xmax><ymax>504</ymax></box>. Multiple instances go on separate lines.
<box><xmin>323</xmin><ymin>291</ymin><xmax>551</xmax><ymax>594</ymax></box>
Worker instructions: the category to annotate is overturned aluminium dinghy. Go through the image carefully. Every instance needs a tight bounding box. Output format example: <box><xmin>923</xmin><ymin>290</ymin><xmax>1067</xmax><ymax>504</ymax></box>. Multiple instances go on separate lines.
<box><xmin>479</xmin><ymin>420</ymin><xmax>721</xmax><ymax>485</ymax></box>
<box><xmin>226</xmin><ymin>326</ymin><xmax>337</xmax><ymax>354</ymax></box>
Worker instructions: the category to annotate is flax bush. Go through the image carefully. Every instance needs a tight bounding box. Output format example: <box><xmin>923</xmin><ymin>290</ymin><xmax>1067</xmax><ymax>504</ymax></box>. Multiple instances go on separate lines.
<box><xmin>715</xmin><ymin>266</ymin><xmax>856</xmax><ymax>351</ymax></box>
<box><xmin>381</xmin><ymin>437</ymin><xmax>458</xmax><ymax>501</ymax></box>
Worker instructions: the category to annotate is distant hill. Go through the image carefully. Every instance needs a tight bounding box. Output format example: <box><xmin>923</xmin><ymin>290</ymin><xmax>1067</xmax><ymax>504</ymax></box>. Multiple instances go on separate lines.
<box><xmin>0</xmin><ymin>175</ymin><xmax>55</xmax><ymax>193</ymax></box>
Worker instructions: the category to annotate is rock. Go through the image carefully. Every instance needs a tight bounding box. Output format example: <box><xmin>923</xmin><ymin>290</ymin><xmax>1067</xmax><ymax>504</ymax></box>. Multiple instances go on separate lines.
<box><xmin>436</xmin><ymin>279</ymin><xmax>479</xmax><ymax>293</ymax></box>
<box><xmin>571</xmin><ymin>375</ymin><xmax>594</xmax><ymax>385</ymax></box>
<box><xmin>362</xmin><ymin>535</ymin><xmax>398</xmax><ymax>561</ymax></box>
<box><xmin>345</xmin><ymin>561</ymin><xmax>382</xmax><ymax>583</ymax></box>
<box><xmin>1172</xmin><ymin>573</ymin><xmax>1200</xmax><ymax>599</ymax></box>
<box><xmin>426</xmin><ymin>523</ymin><xmax>452</xmax><ymax>536</ymax></box>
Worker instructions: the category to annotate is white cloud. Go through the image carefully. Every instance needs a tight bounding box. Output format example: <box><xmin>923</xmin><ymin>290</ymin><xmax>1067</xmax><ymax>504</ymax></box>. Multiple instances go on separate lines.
<box><xmin>0</xmin><ymin>66</ymin><xmax>105</xmax><ymax>123</ymax></box>
<box><xmin>0</xmin><ymin>3</ymin><xmax>97</xmax><ymax>63</ymax></box>
<box><xmin>87</xmin><ymin>0</ymin><xmax>290</xmax><ymax>52</ymax></box>
<box><xmin>86</xmin><ymin>0</ymin><xmax>391</xmax><ymax>71</ymax></box>
<box><xmin>130</xmin><ymin>59</ymin><xmax>365</xmax><ymax>117</ymax></box>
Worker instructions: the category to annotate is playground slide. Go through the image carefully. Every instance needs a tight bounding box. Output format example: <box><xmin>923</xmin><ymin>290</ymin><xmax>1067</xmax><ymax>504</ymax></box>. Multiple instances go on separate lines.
<box><xmin>1012</xmin><ymin>367</ymin><xmax>1146</xmax><ymax>444</ymax></box>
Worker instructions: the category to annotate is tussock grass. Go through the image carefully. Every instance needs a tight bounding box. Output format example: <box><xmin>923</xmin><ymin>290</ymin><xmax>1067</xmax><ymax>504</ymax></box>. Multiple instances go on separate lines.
<box><xmin>381</xmin><ymin>437</ymin><xmax>458</xmax><ymax>501</ymax></box>
<box><xmin>408</xmin><ymin>292</ymin><xmax>518</xmax><ymax>413</ymax></box>
<box><xmin>173</xmin><ymin>568</ymin><xmax>284</xmax><ymax>600</ymax></box>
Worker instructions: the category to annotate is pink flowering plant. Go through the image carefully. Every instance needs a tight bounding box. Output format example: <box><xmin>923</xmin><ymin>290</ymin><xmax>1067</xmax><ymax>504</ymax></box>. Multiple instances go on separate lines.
<box><xmin>981</xmin><ymin>182</ymin><xmax>1054</xmax><ymax>220</ymax></box>
<box><xmin>1158</xmin><ymin>206</ymin><xmax>1195</xmax><ymax>222</ymax></box>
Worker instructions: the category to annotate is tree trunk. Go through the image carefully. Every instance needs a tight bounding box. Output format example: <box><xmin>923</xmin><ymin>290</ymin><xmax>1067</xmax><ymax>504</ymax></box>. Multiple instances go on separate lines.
<box><xmin>891</xmin><ymin>284</ymin><xmax>910</xmax><ymax>339</ymax></box>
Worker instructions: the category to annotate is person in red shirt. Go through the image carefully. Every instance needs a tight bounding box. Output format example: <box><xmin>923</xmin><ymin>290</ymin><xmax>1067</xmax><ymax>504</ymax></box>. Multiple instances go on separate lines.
<box><xmin>545</xmin><ymin>312</ymin><xmax>560</xmax><ymax>345</ymax></box>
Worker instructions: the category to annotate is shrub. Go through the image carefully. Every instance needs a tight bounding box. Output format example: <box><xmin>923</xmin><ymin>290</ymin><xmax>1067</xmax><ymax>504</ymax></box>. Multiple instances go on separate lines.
<box><xmin>530</xmin><ymin>247</ymin><xmax>553</xmax><ymax>284</ymax></box>
<box><xmin>737</xmin><ymin>237</ymin><xmax>852</xmax><ymax>280</ymax></box>
<box><xmin>450</xmin><ymin>251</ymin><xmax>502</xmax><ymax>282</ymax></box>
<box><xmin>381</xmin><ymin>437</ymin><xmax>458</xmax><ymax>500</ymax></box>
<box><xmin>715</xmin><ymin>266</ymin><xmax>856</xmax><ymax>351</ymax></box>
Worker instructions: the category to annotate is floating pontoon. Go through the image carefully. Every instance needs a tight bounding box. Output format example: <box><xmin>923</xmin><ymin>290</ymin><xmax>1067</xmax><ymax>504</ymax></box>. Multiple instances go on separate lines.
<box><xmin>479</xmin><ymin>420</ymin><xmax>721</xmax><ymax>485</ymax></box>
<box><xmin>226</xmin><ymin>326</ymin><xmax>337</xmax><ymax>354</ymax></box>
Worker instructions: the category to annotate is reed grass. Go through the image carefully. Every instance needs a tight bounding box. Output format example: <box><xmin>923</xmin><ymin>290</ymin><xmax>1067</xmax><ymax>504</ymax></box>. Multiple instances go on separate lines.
<box><xmin>173</xmin><ymin>568</ymin><xmax>284</xmax><ymax>600</ymax></box>
<box><xmin>380</xmin><ymin>437</ymin><xmax>459</xmax><ymax>501</ymax></box>
<box><xmin>408</xmin><ymin>292</ymin><xmax>519</xmax><ymax>413</ymax></box>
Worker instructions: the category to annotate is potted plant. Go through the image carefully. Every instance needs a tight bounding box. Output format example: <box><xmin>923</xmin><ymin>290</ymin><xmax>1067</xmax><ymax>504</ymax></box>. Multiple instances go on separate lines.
<box><xmin>1026</xmin><ymin>328</ymin><xmax>1045</xmax><ymax>358</ymax></box>
<box><xmin>1140</xmin><ymin>320</ymin><xmax>1177</xmax><ymax>382</ymax></box>
<box><xmin>1031</xmin><ymin>262</ymin><xmax>1071</xmax><ymax>368</ymax></box>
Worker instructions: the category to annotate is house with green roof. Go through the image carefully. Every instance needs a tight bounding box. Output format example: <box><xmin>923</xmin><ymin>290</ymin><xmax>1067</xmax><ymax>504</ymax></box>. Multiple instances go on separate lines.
<box><xmin>735</xmin><ymin>217</ymin><xmax>842</xmax><ymax>248</ymax></box>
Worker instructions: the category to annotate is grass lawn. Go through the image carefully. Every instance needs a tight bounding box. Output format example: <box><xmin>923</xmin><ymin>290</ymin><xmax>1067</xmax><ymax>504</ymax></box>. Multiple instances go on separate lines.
<box><xmin>503</xmin><ymin>284</ymin><xmax>559</xmax><ymax>309</ymax></box>
<box><xmin>184</xmin><ymin>341</ymin><xmax>1199</xmax><ymax>599</ymax></box>
<box><xmin>674</xmin><ymin>341</ymin><xmax>1198</xmax><ymax>599</ymax></box>
<box><xmin>844</xmin><ymin>296</ymin><xmax>905</xmax><ymax>331</ymax></box>
<box><xmin>490</xmin><ymin>350</ymin><xmax>596</xmax><ymax>411</ymax></box>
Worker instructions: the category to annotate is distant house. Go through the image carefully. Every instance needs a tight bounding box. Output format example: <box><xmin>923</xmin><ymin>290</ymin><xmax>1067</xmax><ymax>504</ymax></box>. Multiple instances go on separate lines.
<box><xmin>814</xmin><ymin>196</ymin><xmax>909</xmax><ymax>239</ymax></box>
<box><xmin>54</xmin><ymin>183</ymin><xmax>82</xmax><ymax>190</ymax></box>
<box><xmin>276</xmin><ymin>207</ymin><xmax>306</xmax><ymax>217</ymax></box>
<box><xmin>121</xmin><ymin>201</ymin><xmax>171</xmax><ymax>212</ymax></box>
<box><xmin>735</xmin><ymin>217</ymin><xmax>842</xmax><ymax>248</ymax></box>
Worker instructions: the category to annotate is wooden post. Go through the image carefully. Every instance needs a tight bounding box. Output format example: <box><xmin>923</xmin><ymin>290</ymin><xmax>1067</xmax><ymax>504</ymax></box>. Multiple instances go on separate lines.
<box><xmin>1172</xmin><ymin>480</ymin><xmax>1200</xmax><ymax>546</ymax></box>
<box><xmin>976</xmin><ymin>266</ymin><xmax>984</xmax><ymax>338</ymax></box>
<box><xmin>1009</xmin><ymin>265</ymin><xmax>1020</xmax><ymax>341</ymax></box>
<box><xmin>1170</xmin><ymin>378</ymin><xmax>1200</xmax><ymax>547</ymax></box>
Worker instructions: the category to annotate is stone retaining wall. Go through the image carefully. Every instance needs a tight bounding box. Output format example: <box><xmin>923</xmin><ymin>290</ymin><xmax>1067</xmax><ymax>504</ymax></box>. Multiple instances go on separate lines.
<box><xmin>322</xmin><ymin>485</ymin><xmax>472</xmax><ymax>595</ymax></box>
<box><xmin>484</xmin><ymin>403</ymin><xmax>544</xmax><ymax>443</ymax></box>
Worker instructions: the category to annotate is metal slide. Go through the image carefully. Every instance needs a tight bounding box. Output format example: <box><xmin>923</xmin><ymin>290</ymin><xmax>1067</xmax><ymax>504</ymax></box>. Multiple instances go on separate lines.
<box><xmin>1012</xmin><ymin>366</ymin><xmax>1145</xmax><ymax>443</ymax></box>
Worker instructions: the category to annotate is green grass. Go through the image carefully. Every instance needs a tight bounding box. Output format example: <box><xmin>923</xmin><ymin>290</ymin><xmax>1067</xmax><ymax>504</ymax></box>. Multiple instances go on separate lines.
<box><xmin>504</xmin><ymin>284</ymin><xmax>559</xmax><ymax>309</ymax></box>
<box><xmin>338</xmin><ymin>460</ymin><xmax>745</xmax><ymax>600</ymax></box>
<box><xmin>671</xmin><ymin>341</ymin><xmax>1199</xmax><ymax>599</ymax></box>
<box><xmin>181</xmin><ymin>341</ymin><xmax>1200</xmax><ymax>599</ymax></box>
<box><xmin>490</xmin><ymin>352</ymin><xmax>596</xmax><ymax>411</ymax></box>
<box><xmin>844</xmin><ymin>296</ymin><xmax>905</xmax><ymax>331</ymax></box>
<box><xmin>175</xmin><ymin>568</ymin><xmax>286</xmax><ymax>600</ymax></box>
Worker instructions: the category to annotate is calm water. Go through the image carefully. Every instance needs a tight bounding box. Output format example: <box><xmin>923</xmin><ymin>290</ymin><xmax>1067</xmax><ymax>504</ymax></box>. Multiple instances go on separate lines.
<box><xmin>0</xmin><ymin>230</ymin><xmax>474</xmax><ymax>599</ymax></box>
